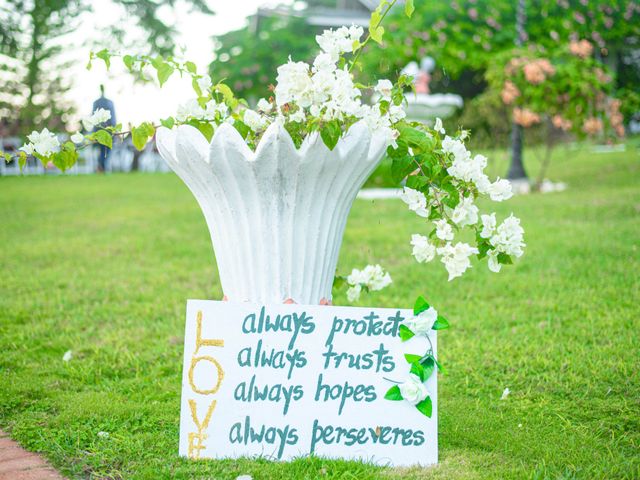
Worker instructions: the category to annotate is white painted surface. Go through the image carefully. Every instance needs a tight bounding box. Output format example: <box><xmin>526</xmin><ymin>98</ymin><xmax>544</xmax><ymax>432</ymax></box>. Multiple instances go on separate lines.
<box><xmin>156</xmin><ymin>121</ymin><xmax>388</xmax><ymax>304</ymax></box>
<box><xmin>179</xmin><ymin>300</ymin><xmax>438</xmax><ymax>466</ymax></box>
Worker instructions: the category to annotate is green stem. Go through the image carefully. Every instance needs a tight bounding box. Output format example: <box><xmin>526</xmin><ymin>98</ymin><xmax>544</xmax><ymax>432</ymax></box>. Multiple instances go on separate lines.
<box><xmin>348</xmin><ymin>0</ymin><xmax>398</xmax><ymax>73</ymax></box>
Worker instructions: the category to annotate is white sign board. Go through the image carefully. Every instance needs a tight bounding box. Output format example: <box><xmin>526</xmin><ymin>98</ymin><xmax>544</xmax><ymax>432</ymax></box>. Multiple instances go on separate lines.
<box><xmin>179</xmin><ymin>300</ymin><xmax>437</xmax><ymax>466</ymax></box>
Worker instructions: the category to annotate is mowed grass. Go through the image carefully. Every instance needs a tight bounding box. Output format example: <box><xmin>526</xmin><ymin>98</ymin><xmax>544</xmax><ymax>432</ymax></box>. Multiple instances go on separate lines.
<box><xmin>0</xmin><ymin>144</ymin><xmax>638</xmax><ymax>479</ymax></box>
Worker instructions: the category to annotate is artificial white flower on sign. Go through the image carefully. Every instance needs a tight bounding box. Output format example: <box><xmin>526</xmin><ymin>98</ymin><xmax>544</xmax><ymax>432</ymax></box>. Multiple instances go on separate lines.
<box><xmin>410</xmin><ymin>234</ymin><xmax>436</xmax><ymax>263</ymax></box>
<box><xmin>400</xmin><ymin>187</ymin><xmax>429</xmax><ymax>218</ymax></box>
<box><xmin>405</xmin><ymin>307</ymin><xmax>438</xmax><ymax>336</ymax></box>
<box><xmin>398</xmin><ymin>374</ymin><xmax>429</xmax><ymax>405</ymax></box>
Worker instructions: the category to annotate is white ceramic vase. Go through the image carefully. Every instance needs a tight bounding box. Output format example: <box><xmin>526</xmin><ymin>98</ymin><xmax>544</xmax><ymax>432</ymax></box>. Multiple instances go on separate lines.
<box><xmin>156</xmin><ymin>121</ymin><xmax>388</xmax><ymax>304</ymax></box>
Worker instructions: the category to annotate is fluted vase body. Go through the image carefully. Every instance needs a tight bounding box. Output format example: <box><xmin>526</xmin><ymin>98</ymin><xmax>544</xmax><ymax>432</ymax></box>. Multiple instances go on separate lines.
<box><xmin>156</xmin><ymin>121</ymin><xmax>388</xmax><ymax>304</ymax></box>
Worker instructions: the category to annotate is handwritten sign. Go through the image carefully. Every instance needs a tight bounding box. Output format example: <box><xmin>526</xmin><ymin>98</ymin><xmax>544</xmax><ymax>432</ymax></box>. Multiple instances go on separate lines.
<box><xmin>179</xmin><ymin>300</ymin><xmax>437</xmax><ymax>466</ymax></box>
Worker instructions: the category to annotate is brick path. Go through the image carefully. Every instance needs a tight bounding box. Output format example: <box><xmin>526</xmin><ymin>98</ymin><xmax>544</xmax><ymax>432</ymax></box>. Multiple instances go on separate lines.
<box><xmin>0</xmin><ymin>431</ymin><xmax>65</xmax><ymax>480</ymax></box>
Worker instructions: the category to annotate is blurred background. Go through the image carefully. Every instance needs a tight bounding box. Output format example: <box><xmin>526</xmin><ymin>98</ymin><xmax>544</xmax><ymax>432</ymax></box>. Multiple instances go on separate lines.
<box><xmin>0</xmin><ymin>0</ymin><xmax>638</xmax><ymax>180</ymax></box>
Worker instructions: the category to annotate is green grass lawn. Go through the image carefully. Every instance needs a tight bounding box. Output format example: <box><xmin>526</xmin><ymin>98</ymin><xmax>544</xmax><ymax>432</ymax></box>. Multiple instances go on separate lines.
<box><xmin>1</xmin><ymin>144</ymin><xmax>639</xmax><ymax>479</ymax></box>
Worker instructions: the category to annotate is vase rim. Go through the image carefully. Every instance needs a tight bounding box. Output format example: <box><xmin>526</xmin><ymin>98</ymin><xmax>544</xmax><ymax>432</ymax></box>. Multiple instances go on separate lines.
<box><xmin>156</xmin><ymin>119</ymin><xmax>392</xmax><ymax>165</ymax></box>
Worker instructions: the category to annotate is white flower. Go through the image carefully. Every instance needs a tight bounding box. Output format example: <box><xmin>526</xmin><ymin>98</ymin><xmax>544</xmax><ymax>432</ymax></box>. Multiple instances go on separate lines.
<box><xmin>197</xmin><ymin>74</ymin><xmax>212</xmax><ymax>93</ymax></box>
<box><xmin>236</xmin><ymin>475</ymin><xmax>253</xmax><ymax>480</ymax></box>
<box><xmin>175</xmin><ymin>99</ymin><xmax>204</xmax><ymax>122</ymax></box>
<box><xmin>346</xmin><ymin>284</ymin><xmax>361</xmax><ymax>302</ymax></box>
<box><xmin>486</xmin><ymin>177</ymin><xmax>513</xmax><ymax>202</ymax></box>
<box><xmin>375</xmin><ymin>79</ymin><xmax>393</xmax><ymax>100</ymax></box>
<box><xmin>399</xmin><ymin>187</ymin><xmax>428</xmax><ymax>217</ymax></box>
<box><xmin>97</xmin><ymin>431</ymin><xmax>110</xmax><ymax>438</ymax></box>
<box><xmin>70</xmin><ymin>132</ymin><xmax>84</xmax><ymax>144</ymax></box>
<box><xmin>500</xmin><ymin>387</ymin><xmax>510</xmax><ymax>400</ymax></box>
<box><xmin>312</xmin><ymin>53</ymin><xmax>337</xmax><ymax>73</ymax></box>
<box><xmin>388</xmin><ymin>105</ymin><xmax>406</xmax><ymax>123</ymax></box>
<box><xmin>398</xmin><ymin>374</ymin><xmax>429</xmax><ymax>405</ymax></box>
<box><xmin>490</xmin><ymin>214</ymin><xmax>525</xmax><ymax>258</ymax></box>
<box><xmin>315</xmin><ymin>25</ymin><xmax>362</xmax><ymax>59</ymax></box>
<box><xmin>434</xmin><ymin>219</ymin><xmax>454</xmax><ymax>241</ymax></box>
<box><xmin>410</xmin><ymin>234</ymin><xmax>436</xmax><ymax>263</ymax></box>
<box><xmin>405</xmin><ymin>307</ymin><xmax>438</xmax><ymax>336</ymax></box>
<box><xmin>346</xmin><ymin>264</ymin><xmax>392</xmax><ymax>294</ymax></box>
<box><xmin>82</xmin><ymin>108</ymin><xmax>112</xmax><ymax>131</ymax></box>
<box><xmin>437</xmin><ymin>242</ymin><xmax>479</xmax><ymax>281</ymax></box>
<box><xmin>62</xmin><ymin>350</ymin><xmax>73</xmax><ymax>362</ymax></box>
<box><xmin>203</xmin><ymin>99</ymin><xmax>228</xmax><ymax>120</ymax></box>
<box><xmin>448</xmin><ymin>153</ymin><xmax>487</xmax><ymax>184</ymax></box>
<box><xmin>21</xmin><ymin>128</ymin><xmax>60</xmax><ymax>157</ymax></box>
<box><xmin>257</xmin><ymin>98</ymin><xmax>272</xmax><ymax>113</ymax></box>
<box><xmin>487</xmin><ymin>249</ymin><xmax>501</xmax><ymax>273</ymax></box>
<box><xmin>433</xmin><ymin>117</ymin><xmax>445</xmax><ymax>134</ymax></box>
<box><xmin>274</xmin><ymin>59</ymin><xmax>313</xmax><ymax>107</ymax></box>
<box><xmin>289</xmin><ymin>109</ymin><xmax>306</xmax><ymax>123</ymax></box>
<box><xmin>243</xmin><ymin>109</ymin><xmax>268</xmax><ymax>132</ymax></box>
<box><xmin>480</xmin><ymin>213</ymin><xmax>496</xmax><ymax>239</ymax></box>
<box><xmin>450</xmin><ymin>196</ymin><xmax>478</xmax><ymax>227</ymax></box>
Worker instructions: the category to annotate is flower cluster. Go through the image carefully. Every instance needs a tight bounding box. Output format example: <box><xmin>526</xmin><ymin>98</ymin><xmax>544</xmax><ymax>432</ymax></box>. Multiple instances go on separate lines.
<box><xmin>345</xmin><ymin>264</ymin><xmax>392</xmax><ymax>302</ymax></box>
<box><xmin>400</xmin><ymin>121</ymin><xmax>522</xmax><ymax>281</ymax></box>
<box><xmin>20</xmin><ymin>129</ymin><xmax>60</xmax><ymax>157</ymax></box>
<box><xmin>82</xmin><ymin>108</ymin><xmax>112</xmax><ymax>131</ymax></box>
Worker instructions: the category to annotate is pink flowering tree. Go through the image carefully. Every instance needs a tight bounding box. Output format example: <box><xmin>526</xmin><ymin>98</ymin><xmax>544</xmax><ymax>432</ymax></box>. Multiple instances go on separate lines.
<box><xmin>484</xmin><ymin>40</ymin><xmax>632</xmax><ymax>189</ymax></box>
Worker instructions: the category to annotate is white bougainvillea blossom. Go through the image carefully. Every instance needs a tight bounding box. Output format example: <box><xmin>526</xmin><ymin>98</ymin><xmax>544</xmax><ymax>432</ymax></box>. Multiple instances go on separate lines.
<box><xmin>346</xmin><ymin>264</ymin><xmax>392</xmax><ymax>302</ymax></box>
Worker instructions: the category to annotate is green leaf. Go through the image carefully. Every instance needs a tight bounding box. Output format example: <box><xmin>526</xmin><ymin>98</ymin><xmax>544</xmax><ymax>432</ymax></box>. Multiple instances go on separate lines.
<box><xmin>404</xmin><ymin>353</ymin><xmax>422</xmax><ymax>364</ymax></box>
<box><xmin>333</xmin><ymin>275</ymin><xmax>346</xmax><ymax>290</ymax></box>
<box><xmin>398</xmin><ymin>324</ymin><xmax>415</xmax><ymax>342</ymax></box>
<box><xmin>404</xmin><ymin>0</ymin><xmax>415</xmax><ymax>17</ymax></box>
<box><xmin>421</xmin><ymin>355</ymin><xmax>435</xmax><ymax>378</ymax></box>
<box><xmin>18</xmin><ymin>152</ymin><xmax>27</xmax><ymax>170</ymax></box>
<box><xmin>405</xmin><ymin>175</ymin><xmax>429</xmax><ymax>192</ymax></box>
<box><xmin>410</xmin><ymin>362</ymin><xmax>425</xmax><ymax>381</ymax></box>
<box><xmin>93</xmin><ymin>130</ymin><xmax>112</xmax><ymax>149</ymax></box>
<box><xmin>132</xmin><ymin>123</ymin><xmax>155</xmax><ymax>151</ymax></box>
<box><xmin>233</xmin><ymin>120</ymin><xmax>250</xmax><ymax>139</ymax></box>
<box><xmin>185</xmin><ymin>61</ymin><xmax>197</xmax><ymax>74</ymax></box>
<box><xmin>477</xmin><ymin>240</ymin><xmax>492</xmax><ymax>259</ymax></box>
<box><xmin>215</xmin><ymin>83</ymin><xmax>235</xmax><ymax>103</ymax></box>
<box><xmin>123</xmin><ymin>55</ymin><xmax>134</xmax><ymax>71</ymax></box>
<box><xmin>95</xmin><ymin>49</ymin><xmax>111</xmax><ymax>69</ymax></box>
<box><xmin>413</xmin><ymin>295</ymin><xmax>431</xmax><ymax>315</ymax></box>
<box><xmin>415</xmin><ymin>396</ymin><xmax>433</xmax><ymax>418</ymax></box>
<box><xmin>155</xmin><ymin>62</ymin><xmax>175</xmax><ymax>87</ymax></box>
<box><xmin>498</xmin><ymin>253</ymin><xmax>514</xmax><ymax>265</ymax></box>
<box><xmin>321</xmin><ymin>120</ymin><xmax>342</xmax><ymax>151</ymax></box>
<box><xmin>432</xmin><ymin>315</ymin><xmax>450</xmax><ymax>330</ymax></box>
<box><xmin>52</xmin><ymin>146</ymin><xmax>78</xmax><ymax>172</ymax></box>
<box><xmin>433</xmin><ymin>356</ymin><xmax>445</xmax><ymax>374</ymax></box>
<box><xmin>369</xmin><ymin>9</ymin><xmax>385</xmax><ymax>44</ymax></box>
<box><xmin>160</xmin><ymin>117</ymin><xmax>175</xmax><ymax>129</ymax></box>
<box><xmin>390</xmin><ymin>156</ymin><xmax>415</xmax><ymax>184</ymax></box>
<box><xmin>384</xmin><ymin>385</ymin><xmax>403</xmax><ymax>401</ymax></box>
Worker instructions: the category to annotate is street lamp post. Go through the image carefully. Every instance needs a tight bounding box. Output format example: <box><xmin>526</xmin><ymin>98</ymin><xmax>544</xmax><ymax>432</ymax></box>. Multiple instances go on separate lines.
<box><xmin>507</xmin><ymin>0</ymin><xmax>528</xmax><ymax>182</ymax></box>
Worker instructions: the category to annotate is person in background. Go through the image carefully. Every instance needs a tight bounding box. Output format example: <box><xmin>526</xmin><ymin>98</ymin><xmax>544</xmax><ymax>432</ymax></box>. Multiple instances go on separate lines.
<box><xmin>92</xmin><ymin>85</ymin><xmax>116</xmax><ymax>172</ymax></box>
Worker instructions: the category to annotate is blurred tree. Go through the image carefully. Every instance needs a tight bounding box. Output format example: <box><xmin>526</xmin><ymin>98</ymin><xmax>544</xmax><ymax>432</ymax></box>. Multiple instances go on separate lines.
<box><xmin>211</xmin><ymin>15</ymin><xmax>320</xmax><ymax>103</ymax></box>
<box><xmin>0</xmin><ymin>0</ymin><xmax>213</xmax><ymax>136</ymax></box>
